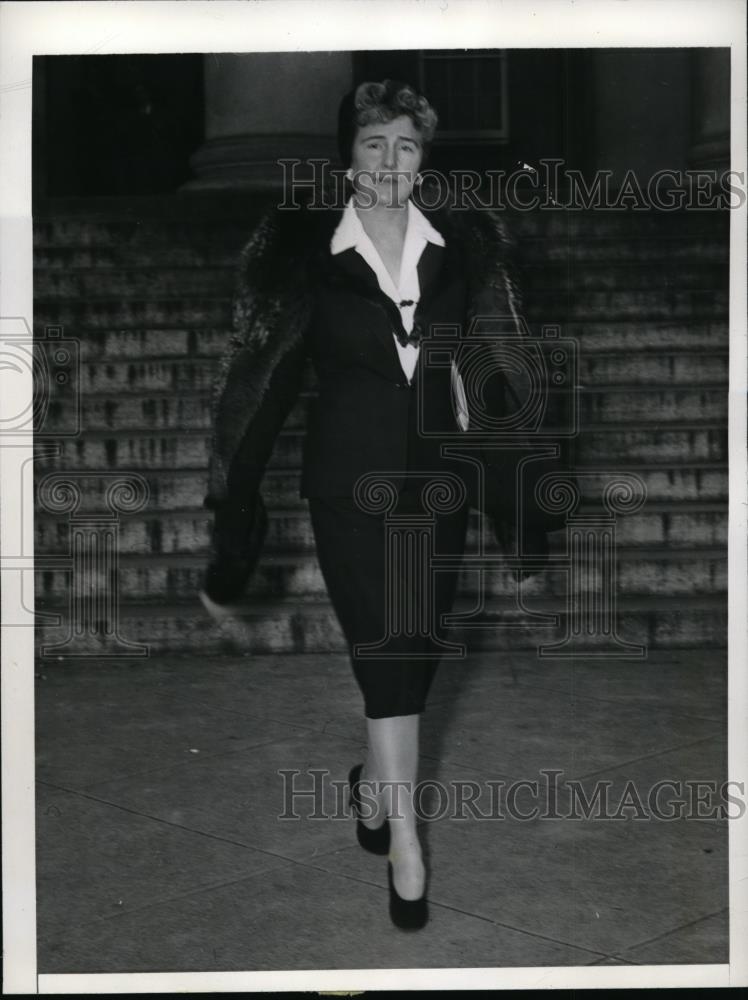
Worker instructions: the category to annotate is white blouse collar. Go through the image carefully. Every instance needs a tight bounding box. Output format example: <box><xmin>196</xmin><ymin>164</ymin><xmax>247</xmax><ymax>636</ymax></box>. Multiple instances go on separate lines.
<box><xmin>330</xmin><ymin>195</ymin><xmax>446</xmax><ymax>256</ymax></box>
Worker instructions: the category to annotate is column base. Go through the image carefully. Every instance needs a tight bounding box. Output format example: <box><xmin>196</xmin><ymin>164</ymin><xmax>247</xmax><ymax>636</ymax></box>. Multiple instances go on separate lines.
<box><xmin>688</xmin><ymin>133</ymin><xmax>731</xmax><ymax>175</ymax></box>
<box><xmin>182</xmin><ymin>133</ymin><xmax>338</xmax><ymax>191</ymax></box>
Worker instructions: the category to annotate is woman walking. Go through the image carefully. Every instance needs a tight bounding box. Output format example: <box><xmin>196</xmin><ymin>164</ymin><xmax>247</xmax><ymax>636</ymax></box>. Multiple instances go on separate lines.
<box><xmin>200</xmin><ymin>79</ymin><xmax>554</xmax><ymax>930</ymax></box>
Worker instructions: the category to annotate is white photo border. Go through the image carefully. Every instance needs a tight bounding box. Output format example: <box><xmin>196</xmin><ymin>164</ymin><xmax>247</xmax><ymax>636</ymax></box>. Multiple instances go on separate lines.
<box><xmin>1</xmin><ymin>0</ymin><xmax>746</xmax><ymax>992</ymax></box>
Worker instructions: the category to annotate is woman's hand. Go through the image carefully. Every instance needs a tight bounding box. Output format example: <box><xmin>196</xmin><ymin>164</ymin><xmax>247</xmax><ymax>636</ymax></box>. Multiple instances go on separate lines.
<box><xmin>202</xmin><ymin>494</ymin><xmax>268</xmax><ymax>605</ymax></box>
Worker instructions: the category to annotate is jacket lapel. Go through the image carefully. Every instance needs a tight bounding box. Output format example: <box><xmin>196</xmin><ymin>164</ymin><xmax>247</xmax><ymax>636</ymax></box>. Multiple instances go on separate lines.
<box><xmin>310</xmin><ymin>197</ymin><xmax>466</xmax><ymax>380</ymax></box>
<box><xmin>329</xmin><ymin>245</ymin><xmax>381</xmax><ymax>291</ymax></box>
<box><xmin>415</xmin><ymin>241</ymin><xmax>445</xmax><ymax>312</ymax></box>
<box><xmin>325</xmin><ymin>247</ymin><xmax>407</xmax><ymax>377</ymax></box>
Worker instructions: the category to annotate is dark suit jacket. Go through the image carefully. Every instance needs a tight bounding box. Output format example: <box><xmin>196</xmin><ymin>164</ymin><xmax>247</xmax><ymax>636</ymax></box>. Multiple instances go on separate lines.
<box><xmin>300</xmin><ymin>234</ymin><xmax>473</xmax><ymax>499</ymax></box>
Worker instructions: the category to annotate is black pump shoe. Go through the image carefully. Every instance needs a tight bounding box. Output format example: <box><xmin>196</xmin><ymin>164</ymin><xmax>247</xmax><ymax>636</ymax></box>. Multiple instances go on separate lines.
<box><xmin>348</xmin><ymin>763</ymin><xmax>390</xmax><ymax>855</ymax></box>
<box><xmin>387</xmin><ymin>861</ymin><xmax>428</xmax><ymax>930</ymax></box>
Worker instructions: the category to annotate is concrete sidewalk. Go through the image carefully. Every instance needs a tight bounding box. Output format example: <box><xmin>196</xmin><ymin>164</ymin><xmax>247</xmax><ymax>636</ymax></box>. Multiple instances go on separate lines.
<box><xmin>35</xmin><ymin>646</ymin><xmax>728</xmax><ymax>974</ymax></box>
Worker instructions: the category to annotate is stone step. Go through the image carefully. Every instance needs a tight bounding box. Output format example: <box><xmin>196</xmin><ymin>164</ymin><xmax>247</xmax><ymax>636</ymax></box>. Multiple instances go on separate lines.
<box><xmin>31</xmin><ymin>462</ymin><xmax>728</xmax><ymax>512</ymax></box>
<box><xmin>34</xmin><ymin>421</ymin><xmax>728</xmax><ymax>471</ymax></box>
<box><xmin>32</xmin><ymin>257</ymin><xmax>729</xmax><ymax>299</ymax></box>
<box><xmin>34</xmin><ymin>267</ymin><xmax>235</xmax><ymax>300</ymax></box>
<box><xmin>569</xmin><ymin>424</ymin><xmax>727</xmax><ymax>463</ymax></box>
<box><xmin>32</xmin><ymin>593</ymin><xmax>728</xmax><ymax>656</ymax></box>
<box><xmin>521</xmin><ymin>288</ymin><xmax>728</xmax><ymax>321</ymax></box>
<box><xmin>34</xmin><ymin>287</ymin><xmax>729</xmax><ymax>331</ymax></box>
<box><xmin>34</xmin><ymin>502</ymin><xmax>727</xmax><ymax>556</ymax></box>
<box><xmin>71</xmin><ymin>321</ymin><xmax>730</xmax><ymax>364</ymax></box>
<box><xmin>518</xmin><ymin>260</ymin><xmax>728</xmax><ymax>292</ymax></box>
<box><xmin>33</xmin><ymin>545</ymin><xmax>727</xmax><ymax>604</ymax></box>
<box><xmin>32</xmin><ymin>215</ymin><xmax>258</xmax><ymax>251</ymax></box>
<box><xmin>33</xmin><ymin>244</ymin><xmax>244</xmax><ymax>271</ymax></box>
<box><xmin>575</xmin><ymin>353</ymin><xmax>728</xmax><ymax>385</ymax></box>
<box><xmin>74</xmin><ymin>394</ymin><xmax>213</xmax><ymax>430</ymax></box>
<box><xmin>35</xmin><ymin>299</ymin><xmax>230</xmax><ymax>331</ymax></box>
<box><xmin>33</xmin><ymin>233</ymin><xmax>730</xmax><ymax>271</ymax></box>
<box><xmin>34</xmin><ymin>433</ymin><xmax>213</xmax><ymax>471</ymax></box>
<box><xmin>516</xmin><ymin>236</ymin><xmax>729</xmax><ymax>264</ymax></box>
<box><xmin>576</xmin><ymin>387</ymin><xmax>726</xmax><ymax>423</ymax></box>
<box><xmin>77</xmin><ymin>360</ymin><xmax>218</xmax><ymax>396</ymax></box>
<box><xmin>505</xmin><ymin>208</ymin><xmax>730</xmax><ymax>240</ymax></box>
<box><xmin>66</xmin><ymin>383</ymin><xmax>726</xmax><ymax>432</ymax></box>
<box><xmin>68</xmin><ymin>347</ymin><xmax>729</xmax><ymax>397</ymax></box>
<box><xmin>32</xmin><ymin>204</ymin><xmax>730</xmax><ymax>248</ymax></box>
<box><xmin>566</xmin><ymin>463</ymin><xmax>728</xmax><ymax>502</ymax></box>
<box><xmin>76</xmin><ymin>329</ymin><xmax>221</xmax><ymax>361</ymax></box>
<box><xmin>503</xmin><ymin>320</ymin><xmax>729</xmax><ymax>352</ymax></box>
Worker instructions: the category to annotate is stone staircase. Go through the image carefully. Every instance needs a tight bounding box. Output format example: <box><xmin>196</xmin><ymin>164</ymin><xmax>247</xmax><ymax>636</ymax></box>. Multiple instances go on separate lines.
<box><xmin>33</xmin><ymin>195</ymin><xmax>729</xmax><ymax>657</ymax></box>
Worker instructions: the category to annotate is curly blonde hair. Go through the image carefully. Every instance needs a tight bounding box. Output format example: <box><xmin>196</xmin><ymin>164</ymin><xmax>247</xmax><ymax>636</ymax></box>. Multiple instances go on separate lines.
<box><xmin>337</xmin><ymin>79</ymin><xmax>438</xmax><ymax>167</ymax></box>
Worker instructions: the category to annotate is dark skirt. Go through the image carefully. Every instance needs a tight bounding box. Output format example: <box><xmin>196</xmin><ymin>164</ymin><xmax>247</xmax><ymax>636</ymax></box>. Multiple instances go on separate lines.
<box><xmin>308</xmin><ymin>478</ymin><xmax>470</xmax><ymax>719</ymax></box>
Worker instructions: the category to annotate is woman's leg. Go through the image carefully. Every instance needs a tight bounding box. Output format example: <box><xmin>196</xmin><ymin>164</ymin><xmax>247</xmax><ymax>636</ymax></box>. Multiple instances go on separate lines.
<box><xmin>309</xmin><ymin>491</ymin><xmax>466</xmax><ymax>903</ymax></box>
<box><xmin>362</xmin><ymin>712</ymin><xmax>425</xmax><ymax>900</ymax></box>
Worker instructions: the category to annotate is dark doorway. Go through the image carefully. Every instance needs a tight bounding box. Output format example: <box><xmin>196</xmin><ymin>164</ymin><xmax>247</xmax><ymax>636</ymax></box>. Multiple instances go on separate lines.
<box><xmin>34</xmin><ymin>54</ymin><xmax>204</xmax><ymax>201</ymax></box>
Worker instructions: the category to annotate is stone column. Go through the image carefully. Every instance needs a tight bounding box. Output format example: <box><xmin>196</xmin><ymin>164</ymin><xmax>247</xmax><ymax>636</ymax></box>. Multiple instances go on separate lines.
<box><xmin>588</xmin><ymin>49</ymin><xmax>692</xmax><ymax>187</ymax></box>
<box><xmin>184</xmin><ymin>52</ymin><xmax>354</xmax><ymax>190</ymax></box>
<box><xmin>688</xmin><ymin>48</ymin><xmax>731</xmax><ymax>176</ymax></box>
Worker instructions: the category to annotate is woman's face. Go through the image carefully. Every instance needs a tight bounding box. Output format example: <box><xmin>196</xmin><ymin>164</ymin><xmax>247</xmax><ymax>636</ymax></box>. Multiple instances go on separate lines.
<box><xmin>349</xmin><ymin>114</ymin><xmax>424</xmax><ymax>206</ymax></box>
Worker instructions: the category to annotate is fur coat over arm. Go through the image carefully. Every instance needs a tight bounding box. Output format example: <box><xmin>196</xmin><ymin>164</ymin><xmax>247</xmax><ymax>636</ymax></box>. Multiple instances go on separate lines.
<box><xmin>202</xmin><ymin>181</ymin><xmax>566</xmax><ymax>595</ymax></box>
